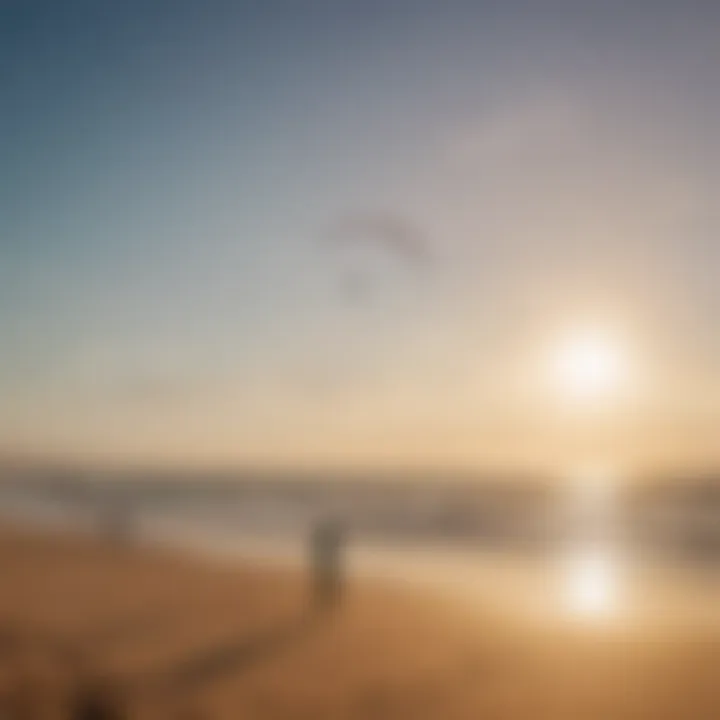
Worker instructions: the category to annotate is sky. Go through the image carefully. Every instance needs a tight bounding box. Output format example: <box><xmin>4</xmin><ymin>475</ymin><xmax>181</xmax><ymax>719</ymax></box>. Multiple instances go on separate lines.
<box><xmin>1</xmin><ymin>1</ymin><xmax>719</xmax><ymax>474</ymax></box>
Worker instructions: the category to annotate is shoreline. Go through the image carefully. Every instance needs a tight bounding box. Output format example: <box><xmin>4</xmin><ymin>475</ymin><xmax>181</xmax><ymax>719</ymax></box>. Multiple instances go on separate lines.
<box><xmin>0</xmin><ymin>506</ymin><xmax>716</xmax><ymax>634</ymax></box>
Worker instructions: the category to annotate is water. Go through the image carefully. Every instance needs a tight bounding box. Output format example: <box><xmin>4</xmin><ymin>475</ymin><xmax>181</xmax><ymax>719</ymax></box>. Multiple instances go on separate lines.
<box><xmin>0</xmin><ymin>473</ymin><xmax>715</xmax><ymax>632</ymax></box>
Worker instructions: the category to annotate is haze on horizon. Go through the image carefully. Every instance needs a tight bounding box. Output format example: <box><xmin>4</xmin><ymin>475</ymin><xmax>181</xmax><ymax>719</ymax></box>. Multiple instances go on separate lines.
<box><xmin>2</xmin><ymin>1</ymin><xmax>718</xmax><ymax>477</ymax></box>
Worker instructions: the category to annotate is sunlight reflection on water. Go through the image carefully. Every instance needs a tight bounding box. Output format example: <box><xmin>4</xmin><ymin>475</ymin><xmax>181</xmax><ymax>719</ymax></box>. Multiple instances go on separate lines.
<box><xmin>560</xmin><ymin>464</ymin><xmax>622</xmax><ymax>620</ymax></box>
<box><xmin>564</xmin><ymin>547</ymin><xmax>619</xmax><ymax>618</ymax></box>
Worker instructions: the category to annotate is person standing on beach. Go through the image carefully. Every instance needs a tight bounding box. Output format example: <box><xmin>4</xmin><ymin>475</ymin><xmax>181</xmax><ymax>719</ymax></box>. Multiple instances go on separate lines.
<box><xmin>310</xmin><ymin>519</ymin><xmax>345</xmax><ymax>611</ymax></box>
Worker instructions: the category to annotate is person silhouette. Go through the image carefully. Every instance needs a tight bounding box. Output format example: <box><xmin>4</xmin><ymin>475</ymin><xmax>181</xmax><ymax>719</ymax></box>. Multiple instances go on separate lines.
<box><xmin>310</xmin><ymin>519</ymin><xmax>345</xmax><ymax>611</ymax></box>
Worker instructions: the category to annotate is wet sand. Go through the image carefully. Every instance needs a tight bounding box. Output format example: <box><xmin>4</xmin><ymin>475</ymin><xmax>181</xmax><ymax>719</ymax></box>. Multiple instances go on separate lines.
<box><xmin>0</xmin><ymin>526</ymin><xmax>716</xmax><ymax>719</ymax></box>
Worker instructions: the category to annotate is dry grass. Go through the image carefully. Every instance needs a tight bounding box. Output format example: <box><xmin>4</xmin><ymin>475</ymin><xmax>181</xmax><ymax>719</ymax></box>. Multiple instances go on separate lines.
<box><xmin>0</xmin><ymin>527</ymin><xmax>715</xmax><ymax>719</ymax></box>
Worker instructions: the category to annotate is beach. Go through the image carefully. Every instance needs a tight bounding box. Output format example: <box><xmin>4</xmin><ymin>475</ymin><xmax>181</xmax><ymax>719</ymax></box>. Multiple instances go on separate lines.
<box><xmin>0</xmin><ymin>525</ymin><xmax>716</xmax><ymax>719</ymax></box>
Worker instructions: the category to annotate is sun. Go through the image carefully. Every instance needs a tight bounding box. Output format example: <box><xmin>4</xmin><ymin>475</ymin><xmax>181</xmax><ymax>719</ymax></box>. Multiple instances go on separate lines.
<box><xmin>550</xmin><ymin>328</ymin><xmax>630</xmax><ymax>406</ymax></box>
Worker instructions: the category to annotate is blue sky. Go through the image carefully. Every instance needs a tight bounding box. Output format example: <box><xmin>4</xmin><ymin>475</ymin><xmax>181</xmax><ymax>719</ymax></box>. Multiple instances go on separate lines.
<box><xmin>1</xmin><ymin>1</ymin><xmax>718</xmax><ymax>470</ymax></box>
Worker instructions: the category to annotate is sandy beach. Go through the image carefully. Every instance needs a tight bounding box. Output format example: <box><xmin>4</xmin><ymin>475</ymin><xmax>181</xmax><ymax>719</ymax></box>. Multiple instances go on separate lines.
<box><xmin>0</xmin><ymin>525</ymin><xmax>716</xmax><ymax>720</ymax></box>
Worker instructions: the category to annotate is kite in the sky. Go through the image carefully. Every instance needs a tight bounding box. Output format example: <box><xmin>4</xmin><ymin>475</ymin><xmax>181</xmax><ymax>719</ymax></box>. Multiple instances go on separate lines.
<box><xmin>327</xmin><ymin>212</ymin><xmax>431</xmax><ymax>265</ymax></box>
<box><xmin>323</xmin><ymin>212</ymin><xmax>433</xmax><ymax>304</ymax></box>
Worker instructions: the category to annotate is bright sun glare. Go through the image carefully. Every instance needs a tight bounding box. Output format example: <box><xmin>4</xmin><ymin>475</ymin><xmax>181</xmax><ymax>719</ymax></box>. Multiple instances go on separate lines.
<box><xmin>551</xmin><ymin>329</ymin><xmax>630</xmax><ymax>406</ymax></box>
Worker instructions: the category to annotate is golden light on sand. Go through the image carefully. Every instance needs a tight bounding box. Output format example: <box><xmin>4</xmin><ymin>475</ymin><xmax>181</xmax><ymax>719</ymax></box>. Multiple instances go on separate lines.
<box><xmin>550</xmin><ymin>328</ymin><xmax>631</xmax><ymax>407</ymax></box>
